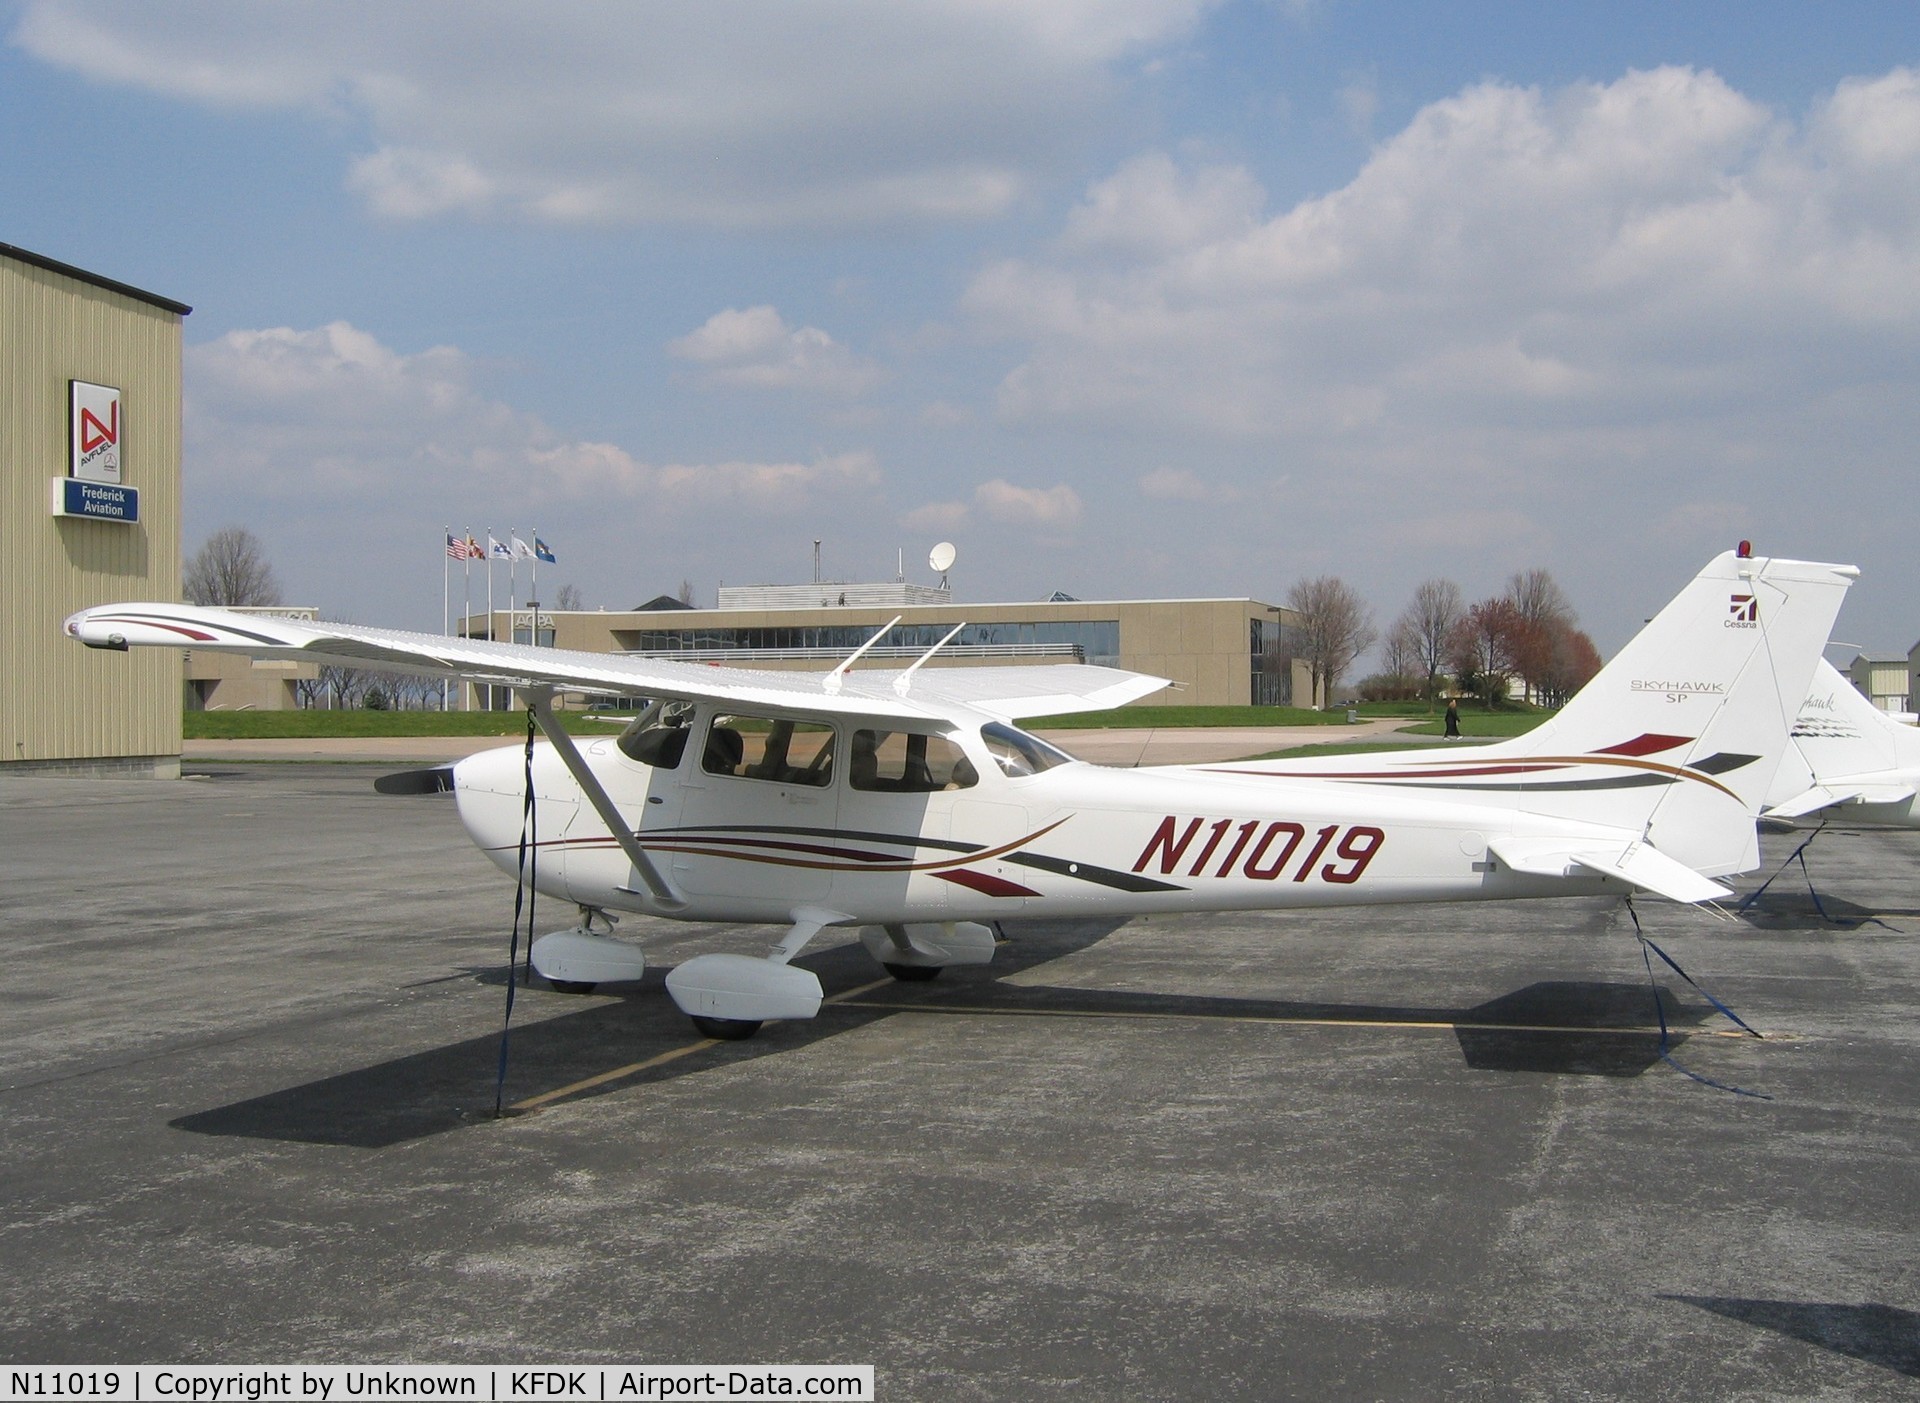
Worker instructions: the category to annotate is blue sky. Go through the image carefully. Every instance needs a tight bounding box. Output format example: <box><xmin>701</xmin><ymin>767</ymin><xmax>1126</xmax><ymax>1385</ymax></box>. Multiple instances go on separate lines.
<box><xmin>6</xmin><ymin>1</ymin><xmax>1919</xmax><ymax>662</ymax></box>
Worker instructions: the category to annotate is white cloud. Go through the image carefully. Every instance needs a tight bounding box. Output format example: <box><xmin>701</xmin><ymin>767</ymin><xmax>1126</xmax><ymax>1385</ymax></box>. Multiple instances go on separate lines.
<box><xmin>901</xmin><ymin>500</ymin><xmax>971</xmax><ymax>533</ymax></box>
<box><xmin>187</xmin><ymin>321</ymin><xmax>881</xmax><ymax>510</ymax></box>
<box><xmin>974</xmin><ymin>478</ymin><xmax>1083</xmax><ymax>528</ymax></box>
<box><xmin>1060</xmin><ymin>152</ymin><xmax>1264</xmax><ymax>257</ymax></box>
<box><xmin>15</xmin><ymin>0</ymin><xmax>1214</xmax><ymax>229</ymax></box>
<box><xmin>668</xmin><ymin>307</ymin><xmax>881</xmax><ymax>396</ymax></box>
<box><xmin>965</xmin><ymin>66</ymin><xmax>1920</xmax><ymax>445</ymax></box>
<box><xmin>1138</xmin><ymin>467</ymin><xmax>1246</xmax><ymax>503</ymax></box>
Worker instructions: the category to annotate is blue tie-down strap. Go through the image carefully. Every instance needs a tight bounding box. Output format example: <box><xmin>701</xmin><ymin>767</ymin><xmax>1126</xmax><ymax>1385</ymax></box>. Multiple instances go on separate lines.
<box><xmin>1629</xmin><ymin>901</ymin><xmax>1771</xmax><ymax>1100</ymax></box>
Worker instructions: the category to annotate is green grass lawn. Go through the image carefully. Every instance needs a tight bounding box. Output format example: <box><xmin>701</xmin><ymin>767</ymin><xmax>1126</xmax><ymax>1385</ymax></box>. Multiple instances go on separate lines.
<box><xmin>183</xmin><ymin>709</ymin><xmax>625</xmax><ymax>739</ymax></box>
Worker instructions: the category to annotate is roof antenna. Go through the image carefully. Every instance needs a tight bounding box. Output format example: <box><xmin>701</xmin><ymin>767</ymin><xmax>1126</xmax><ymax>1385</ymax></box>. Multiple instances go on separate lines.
<box><xmin>930</xmin><ymin>541</ymin><xmax>957</xmax><ymax>591</ymax></box>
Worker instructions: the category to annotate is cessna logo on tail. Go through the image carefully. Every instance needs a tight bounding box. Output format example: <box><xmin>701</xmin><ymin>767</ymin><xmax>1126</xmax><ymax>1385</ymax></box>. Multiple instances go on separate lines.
<box><xmin>1728</xmin><ymin>593</ymin><xmax>1758</xmax><ymax>627</ymax></box>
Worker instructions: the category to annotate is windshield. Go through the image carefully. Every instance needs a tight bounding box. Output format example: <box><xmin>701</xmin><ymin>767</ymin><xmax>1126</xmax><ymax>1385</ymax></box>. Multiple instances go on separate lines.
<box><xmin>981</xmin><ymin>722</ymin><xmax>1075</xmax><ymax>778</ymax></box>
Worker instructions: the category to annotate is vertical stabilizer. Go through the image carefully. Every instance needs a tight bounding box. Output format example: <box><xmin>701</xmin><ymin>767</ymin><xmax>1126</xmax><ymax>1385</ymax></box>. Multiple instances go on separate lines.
<box><xmin>1225</xmin><ymin>550</ymin><xmax>1856</xmax><ymax>877</ymax></box>
<box><xmin>1473</xmin><ymin>550</ymin><xmax>1856</xmax><ymax>870</ymax></box>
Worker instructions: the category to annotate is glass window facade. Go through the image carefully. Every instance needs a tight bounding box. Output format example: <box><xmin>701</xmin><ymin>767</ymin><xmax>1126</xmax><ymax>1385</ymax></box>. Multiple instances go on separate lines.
<box><xmin>1250</xmin><ymin>616</ymin><xmax>1297</xmax><ymax>707</ymax></box>
<box><xmin>628</xmin><ymin>619</ymin><xmax>1120</xmax><ymax>667</ymax></box>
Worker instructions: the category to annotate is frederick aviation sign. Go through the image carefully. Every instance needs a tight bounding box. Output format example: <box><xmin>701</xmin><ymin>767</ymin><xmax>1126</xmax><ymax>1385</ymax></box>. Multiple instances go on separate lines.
<box><xmin>50</xmin><ymin>379</ymin><xmax>138</xmax><ymax>523</ymax></box>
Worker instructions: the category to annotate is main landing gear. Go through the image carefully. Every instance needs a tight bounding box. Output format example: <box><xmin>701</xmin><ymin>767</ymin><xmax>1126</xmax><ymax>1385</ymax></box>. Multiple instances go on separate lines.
<box><xmin>663</xmin><ymin>916</ymin><xmax>1003</xmax><ymax>1039</ymax></box>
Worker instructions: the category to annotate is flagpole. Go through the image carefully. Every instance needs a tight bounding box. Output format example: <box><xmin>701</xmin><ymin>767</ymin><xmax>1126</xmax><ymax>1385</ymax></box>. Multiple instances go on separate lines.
<box><xmin>442</xmin><ymin>525</ymin><xmax>451</xmax><ymax>712</ymax></box>
<box><xmin>508</xmin><ymin>528</ymin><xmax>518</xmax><ymax>628</ymax></box>
<box><xmin>531</xmin><ymin>526</ymin><xmax>539</xmax><ymax>610</ymax></box>
<box><xmin>462</xmin><ymin>528</ymin><xmax>473</xmax><ymax>710</ymax></box>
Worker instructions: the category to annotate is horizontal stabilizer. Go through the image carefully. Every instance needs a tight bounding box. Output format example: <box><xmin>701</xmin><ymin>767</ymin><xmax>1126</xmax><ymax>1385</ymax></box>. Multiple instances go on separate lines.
<box><xmin>1488</xmin><ymin>836</ymin><xmax>1732</xmax><ymax>904</ymax></box>
<box><xmin>1764</xmin><ymin>781</ymin><xmax>1918</xmax><ymax>819</ymax></box>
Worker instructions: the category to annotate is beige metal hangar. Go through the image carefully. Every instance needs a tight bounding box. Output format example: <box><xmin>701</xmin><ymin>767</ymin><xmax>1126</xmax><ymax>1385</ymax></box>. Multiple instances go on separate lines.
<box><xmin>2</xmin><ymin>242</ymin><xmax>189</xmax><ymax>776</ymax></box>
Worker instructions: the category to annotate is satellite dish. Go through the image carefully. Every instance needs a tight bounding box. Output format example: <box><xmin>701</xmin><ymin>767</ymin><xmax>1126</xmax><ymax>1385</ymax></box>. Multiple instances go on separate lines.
<box><xmin>929</xmin><ymin>541</ymin><xmax>957</xmax><ymax>574</ymax></box>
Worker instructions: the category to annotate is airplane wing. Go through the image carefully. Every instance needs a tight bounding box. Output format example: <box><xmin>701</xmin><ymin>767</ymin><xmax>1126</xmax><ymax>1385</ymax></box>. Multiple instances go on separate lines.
<box><xmin>64</xmin><ymin>602</ymin><xmax>1168</xmax><ymax>724</ymax></box>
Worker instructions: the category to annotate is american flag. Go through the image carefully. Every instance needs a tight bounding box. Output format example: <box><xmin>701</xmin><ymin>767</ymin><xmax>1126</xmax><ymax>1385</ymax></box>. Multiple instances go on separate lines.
<box><xmin>445</xmin><ymin>533</ymin><xmax>465</xmax><ymax>559</ymax></box>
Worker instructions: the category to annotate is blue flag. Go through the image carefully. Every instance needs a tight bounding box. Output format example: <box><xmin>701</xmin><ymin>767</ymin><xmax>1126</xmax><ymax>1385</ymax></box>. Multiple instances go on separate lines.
<box><xmin>534</xmin><ymin>537</ymin><xmax>556</xmax><ymax>563</ymax></box>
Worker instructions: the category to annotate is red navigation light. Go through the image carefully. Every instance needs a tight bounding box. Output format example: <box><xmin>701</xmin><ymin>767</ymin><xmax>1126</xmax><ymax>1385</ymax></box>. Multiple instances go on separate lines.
<box><xmin>1736</xmin><ymin>540</ymin><xmax>1752</xmax><ymax>558</ymax></box>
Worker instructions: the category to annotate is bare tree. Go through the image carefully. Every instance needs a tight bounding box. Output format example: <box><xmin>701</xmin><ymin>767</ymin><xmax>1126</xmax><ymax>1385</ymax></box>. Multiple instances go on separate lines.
<box><xmin>554</xmin><ymin>582</ymin><xmax>585</xmax><ymax>611</ymax></box>
<box><xmin>184</xmin><ymin>525</ymin><xmax>282</xmax><ymax>606</ymax></box>
<box><xmin>1382</xmin><ymin>617</ymin><xmax>1424</xmax><ymax>682</ymax></box>
<box><xmin>1286</xmin><ymin>575</ymin><xmax>1377</xmax><ymax>708</ymax></box>
<box><xmin>1391</xmin><ymin>578</ymin><xmax>1464</xmax><ymax>703</ymax></box>
<box><xmin>1447</xmin><ymin>598</ymin><xmax>1525</xmax><ymax>705</ymax></box>
<box><xmin>1504</xmin><ymin>568</ymin><xmax>1574</xmax><ymax>631</ymax></box>
<box><xmin>677</xmin><ymin>577</ymin><xmax>697</xmax><ymax>608</ymax></box>
<box><xmin>318</xmin><ymin>662</ymin><xmax>367</xmax><ymax>710</ymax></box>
<box><xmin>1503</xmin><ymin>569</ymin><xmax>1577</xmax><ymax>703</ymax></box>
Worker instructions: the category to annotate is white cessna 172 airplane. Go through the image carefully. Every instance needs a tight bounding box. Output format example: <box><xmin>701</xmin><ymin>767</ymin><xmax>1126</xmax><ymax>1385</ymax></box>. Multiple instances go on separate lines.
<box><xmin>1765</xmin><ymin>657</ymin><xmax>1920</xmax><ymax>826</ymax></box>
<box><xmin>66</xmin><ymin>547</ymin><xmax>1853</xmax><ymax>1039</ymax></box>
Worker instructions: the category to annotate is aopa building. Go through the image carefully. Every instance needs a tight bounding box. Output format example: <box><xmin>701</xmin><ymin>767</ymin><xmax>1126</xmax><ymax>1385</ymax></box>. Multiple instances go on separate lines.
<box><xmin>2</xmin><ymin>242</ymin><xmax>189</xmax><ymax>775</ymax></box>
<box><xmin>465</xmin><ymin>582</ymin><xmax>1309</xmax><ymax>710</ymax></box>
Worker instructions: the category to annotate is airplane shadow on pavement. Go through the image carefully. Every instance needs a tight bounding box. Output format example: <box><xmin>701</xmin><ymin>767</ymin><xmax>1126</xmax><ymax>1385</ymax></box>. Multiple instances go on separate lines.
<box><xmin>1661</xmin><ymin>1295</ymin><xmax>1920</xmax><ymax>1379</ymax></box>
<box><xmin>172</xmin><ymin>917</ymin><xmax>1728</xmax><ymax>1150</ymax></box>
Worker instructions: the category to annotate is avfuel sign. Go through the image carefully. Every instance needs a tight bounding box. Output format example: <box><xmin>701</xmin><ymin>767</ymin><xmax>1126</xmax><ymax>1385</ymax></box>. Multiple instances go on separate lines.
<box><xmin>51</xmin><ymin>379</ymin><xmax>138</xmax><ymax>523</ymax></box>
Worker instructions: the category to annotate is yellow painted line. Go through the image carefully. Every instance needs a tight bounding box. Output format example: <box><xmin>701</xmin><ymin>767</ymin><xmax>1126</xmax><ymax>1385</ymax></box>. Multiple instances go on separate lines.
<box><xmin>509</xmin><ymin>974</ymin><xmax>1773</xmax><ymax>1112</ymax></box>
<box><xmin>827</xmin><ymin>999</ymin><xmax>1772</xmax><ymax>1039</ymax></box>
<box><xmin>509</xmin><ymin>975</ymin><xmax>900</xmax><ymax>1112</ymax></box>
<box><xmin>510</xmin><ymin>1038</ymin><xmax>717</xmax><ymax>1111</ymax></box>
<box><xmin>825</xmin><ymin>976</ymin><xmax>895</xmax><ymax>1004</ymax></box>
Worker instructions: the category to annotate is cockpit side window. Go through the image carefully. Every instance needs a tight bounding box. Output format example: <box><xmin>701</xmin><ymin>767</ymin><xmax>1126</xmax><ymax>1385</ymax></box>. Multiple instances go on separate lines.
<box><xmin>850</xmin><ymin>730</ymin><xmax>978</xmax><ymax>792</ymax></box>
<box><xmin>703</xmin><ymin>714</ymin><xmax>835</xmax><ymax>786</ymax></box>
<box><xmin>980</xmin><ymin>722</ymin><xmax>1075</xmax><ymax>778</ymax></box>
<box><xmin>617</xmin><ymin>699</ymin><xmax>692</xmax><ymax>768</ymax></box>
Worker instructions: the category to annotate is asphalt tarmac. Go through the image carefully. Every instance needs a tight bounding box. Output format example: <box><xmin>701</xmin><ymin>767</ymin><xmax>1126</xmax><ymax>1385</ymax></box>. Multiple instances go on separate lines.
<box><xmin>2</xmin><ymin>763</ymin><xmax>1917</xmax><ymax>1397</ymax></box>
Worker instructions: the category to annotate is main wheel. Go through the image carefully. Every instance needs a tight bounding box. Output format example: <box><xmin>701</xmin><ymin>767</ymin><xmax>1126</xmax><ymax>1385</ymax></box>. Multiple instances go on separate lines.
<box><xmin>548</xmin><ymin>980</ymin><xmax>598</xmax><ymax>995</ymax></box>
<box><xmin>691</xmin><ymin>1014</ymin><xmax>764</xmax><ymax>1041</ymax></box>
<box><xmin>883</xmin><ymin>962</ymin><xmax>942</xmax><ymax>982</ymax></box>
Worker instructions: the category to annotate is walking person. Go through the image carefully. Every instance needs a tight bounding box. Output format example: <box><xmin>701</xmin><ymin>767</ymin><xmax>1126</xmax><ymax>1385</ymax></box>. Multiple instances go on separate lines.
<box><xmin>1444</xmin><ymin>696</ymin><xmax>1461</xmax><ymax>739</ymax></box>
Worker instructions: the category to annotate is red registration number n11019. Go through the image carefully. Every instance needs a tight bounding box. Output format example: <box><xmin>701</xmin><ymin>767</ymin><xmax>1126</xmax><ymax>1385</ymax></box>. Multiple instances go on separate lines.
<box><xmin>1131</xmin><ymin>817</ymin><xmax>1386</xmax><ymax>884</ymax></box>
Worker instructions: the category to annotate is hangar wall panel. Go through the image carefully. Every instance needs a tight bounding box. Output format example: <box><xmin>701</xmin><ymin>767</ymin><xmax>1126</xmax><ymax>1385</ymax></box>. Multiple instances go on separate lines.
<box><xmin>2</xmin><ymin>255</ymin><xmax>182</xmax><ymax>772</ymax></box>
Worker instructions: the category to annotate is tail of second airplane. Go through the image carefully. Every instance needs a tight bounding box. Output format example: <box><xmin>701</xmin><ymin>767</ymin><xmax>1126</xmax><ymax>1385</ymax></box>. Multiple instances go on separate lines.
<box><xmin>1765</xmin><ymin>657</ymin><xmax>1920</xmax><ymax>822</ymax></box>
<box><xmin>1224</xmin><ymin>548</ymin><xmax>1856</xmax><ymax>878</ymax></box>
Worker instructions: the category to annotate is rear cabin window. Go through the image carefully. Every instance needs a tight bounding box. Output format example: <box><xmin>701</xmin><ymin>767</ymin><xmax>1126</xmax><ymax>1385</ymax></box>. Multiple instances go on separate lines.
<box><xmin>849</xmin><ymin>730</ymin><xmax>978</xmax><ymax>793</ymax></box>
<box><xmin>702</xmin><ymin>714</ymin><xmax>835</xmax><ymax>787</ymax></box>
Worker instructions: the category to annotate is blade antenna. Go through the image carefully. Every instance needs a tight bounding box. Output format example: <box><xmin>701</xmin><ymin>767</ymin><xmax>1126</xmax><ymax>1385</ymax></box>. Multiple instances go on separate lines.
<box><xmin>894</xmin><ymin>621</ymin><xmax>967</xmax><ymax>698</ymax></box>
<box><xmin>824</xmin><ymin>616</ymin><xmax>901</xmax><ymax>695</ymax></box>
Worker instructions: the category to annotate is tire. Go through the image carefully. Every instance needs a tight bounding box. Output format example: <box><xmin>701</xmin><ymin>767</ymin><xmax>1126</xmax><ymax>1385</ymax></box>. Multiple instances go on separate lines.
<box><xmin>548</xmin><ymin>980</ymin><xmax>598</xmax><ymax>995</ymax></box>
<box><xmin>883</xmin><ymin>962</ymin><xmax>942</xmax><ymax>982</ymax></box>
<box><xmin>691</xmin><ymin>1015</ymin><xmax>764</xmax><ymax>1041</ymax></box>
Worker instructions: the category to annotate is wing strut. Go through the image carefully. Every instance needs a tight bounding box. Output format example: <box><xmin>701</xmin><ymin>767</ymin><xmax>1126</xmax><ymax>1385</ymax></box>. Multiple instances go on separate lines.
<box><xmin>894</xmin><ymin>621</ymin><xmax>967</xmax><ymax>698</ymax></box>
<box><xmin>526</xmin><ymin>690</ymin><xmax>684</xmax><ymax>911</ymax></box>
<box><xmin>823</xmin><ymin>616</ymin><xmax>902</xmax><ymax>695</ymax></box>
